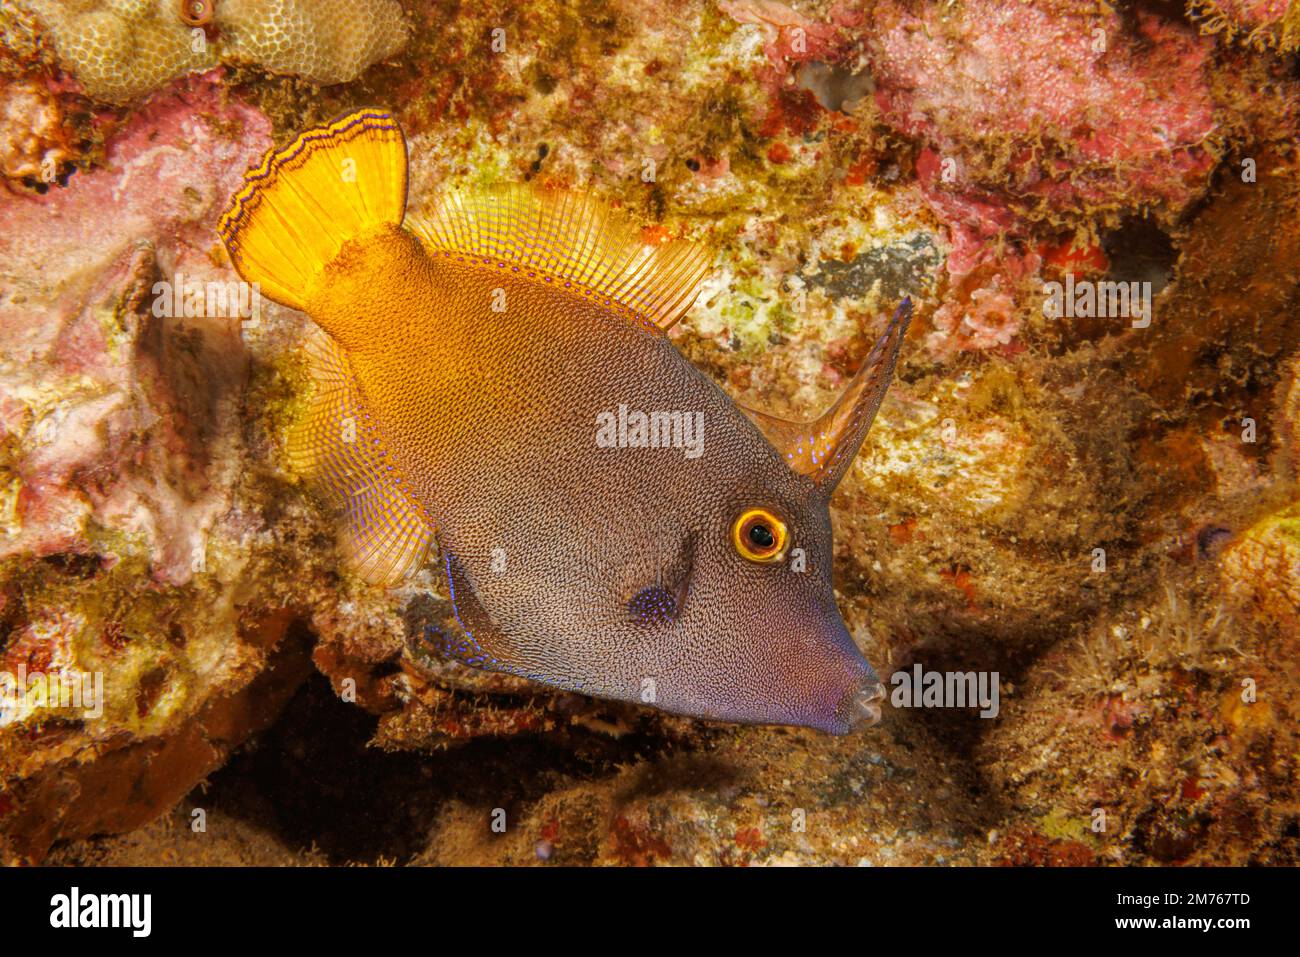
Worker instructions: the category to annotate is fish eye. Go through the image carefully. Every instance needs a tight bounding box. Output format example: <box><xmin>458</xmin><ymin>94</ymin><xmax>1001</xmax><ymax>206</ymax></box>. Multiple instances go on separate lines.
<box><xmin>732</xmin><ymin>508</ymin><xmax>788</xmax><ymax>563</ymax></box>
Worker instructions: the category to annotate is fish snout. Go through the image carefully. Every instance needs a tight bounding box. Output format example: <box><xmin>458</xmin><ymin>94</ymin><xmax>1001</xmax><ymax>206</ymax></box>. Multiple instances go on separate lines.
<box><xmin>844</xmin><ymin>680</ymin><xmax>886</xmax><ymax>730</ymax></box>
<box><xmin>789</xmin><ymin>620</ymin><xmax>888</xmax><ymax>734</ymax></box>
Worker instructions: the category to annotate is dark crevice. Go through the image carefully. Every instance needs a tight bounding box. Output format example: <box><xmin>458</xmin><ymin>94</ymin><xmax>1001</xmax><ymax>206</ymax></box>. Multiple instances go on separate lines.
<box><xmin>193</xmin><ymin>672</ymin><xmax>699</xmax><ymax>865</ymax></box>
<box><xmin>1101</xmin><ymin>215</ymin><xmax>1179</xmax><ymax>295</ymax></box>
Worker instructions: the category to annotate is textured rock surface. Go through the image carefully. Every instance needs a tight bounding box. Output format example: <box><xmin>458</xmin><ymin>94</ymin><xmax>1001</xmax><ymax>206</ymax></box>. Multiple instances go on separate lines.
<box><xmin>3</xmin><ymin>0</ymin><xmax>1298</xmax><ymax>865</ymax></box>
<box><xmin>1188</xmin><ymin>0</ymin><xmax>1300</xmax><ymax>51</ymax></box>
<box><xmin>18</xmin><ymin>0</ymin><xmax>407</xmax><ymax>105</ymax></box>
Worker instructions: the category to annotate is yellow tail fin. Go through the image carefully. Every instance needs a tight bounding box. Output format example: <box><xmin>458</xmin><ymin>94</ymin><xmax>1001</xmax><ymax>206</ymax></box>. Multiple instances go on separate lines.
<box><xmin>218</xmin><ymin>109</ymin><xmax>408</xmax><ymax>311</ymax></box>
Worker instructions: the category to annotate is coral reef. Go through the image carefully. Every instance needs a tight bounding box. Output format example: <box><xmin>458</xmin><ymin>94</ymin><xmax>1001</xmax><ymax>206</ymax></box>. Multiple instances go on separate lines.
<box><xmin>19</xmin><ymin>0</ymin><xmax>408</xmax><ymax>105</ymax></box>
<box><xmin>0</xmin><ymin>74</ymin><xmax>299</xmax><ymax>860</ymax></box>
<box><xmin>1188</xmin><ymin>0</ymin><xmax>1300</xmax><ymax>52</ymax></box>
<box><xmin>1</xmin><ymin>0</ymin><xmax>1297</xmax><ymax>865</ymax></box>
<box><xmin>220</xmin><ymin>0</ymin><xmax>409</xmax><ymax>87</ymax></box>
<box><xmin>23</xmin><ymin>0</ymin><xmax>218</xmax><ymax>104</ymax></box>
<box><xmin>0</xmin><ymin>76</ymin><xmax>72</xmax><ymax>182</ymax></box>
<box><xmin>869</xmin><ymin>0</ymin><xmax>1219</xmax><ymax>224</ymax></box>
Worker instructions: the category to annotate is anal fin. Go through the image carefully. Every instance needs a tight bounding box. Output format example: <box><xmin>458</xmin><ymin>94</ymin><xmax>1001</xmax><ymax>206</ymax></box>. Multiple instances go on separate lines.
<box><xmin>287</xmin><ymin>331</ymin><xmax>435</xmax><ymax>585</ymax></box>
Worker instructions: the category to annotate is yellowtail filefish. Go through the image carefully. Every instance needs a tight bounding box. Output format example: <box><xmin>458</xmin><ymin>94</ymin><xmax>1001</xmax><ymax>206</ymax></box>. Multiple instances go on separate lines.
<box><xmin>219</xmin><ymin>109</ymin><xmax>911</xmax><ymax>733</ymax></box>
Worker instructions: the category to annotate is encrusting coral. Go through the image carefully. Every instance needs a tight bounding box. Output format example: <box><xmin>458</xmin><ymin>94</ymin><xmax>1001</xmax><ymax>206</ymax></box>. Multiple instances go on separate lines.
<box><xmin>22</xmin><ymin>0</ymin><xmax>408</xmax><ymax>104</ymax></box>
<box><xmin>0</xmin><ymin>0</ymin><xmax>1297</xmax><ymax>865</ymax></box>
<box><xmin>24</xmin><ymin>0</ymin><xmax>218</xmax><ymax>104</ymax></box>
<box><xmin>220</xmin><ymin>0</ymin><xmax>409</xmax><ymax>87</ymax></box>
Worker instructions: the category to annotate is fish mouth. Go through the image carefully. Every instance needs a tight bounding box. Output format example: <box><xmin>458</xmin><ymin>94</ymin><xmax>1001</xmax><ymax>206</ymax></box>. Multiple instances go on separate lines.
<box><xmin>790</xmin><ymin>676</ymin><xmax>885</xmax><ymax>735</ymax></box>
<box><xmin>659</xmin><ymin>658</ymin><xmax>887</xmax><ymax>734</ymax></box>
<box><xmin>845</xmin><ymin>680</ymin><xmax>886</xmax><ymax>729</ymax></box>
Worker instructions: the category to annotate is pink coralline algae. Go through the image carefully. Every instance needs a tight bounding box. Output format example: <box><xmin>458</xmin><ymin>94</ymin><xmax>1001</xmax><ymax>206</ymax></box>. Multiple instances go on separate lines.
<box><xmin>911</xmin><ymin>147</ymin><xmax>1043</xmax><ymax>357</ymax></box>
<box><xmin>726</xmin><ymin>0</ymin><xmax>1218</xmax><ymax>222</ymax></box>
<box><xmin>869</xmin><ymin>0</ymin><xmax>1216</xmax><ymax>356</ymax></box>
<box><xmin>867</xmin><ymin>0</ymin><xmax>1218</xmax><ymax>220</ymax></box>
<box><xmin>927</xmin><ymin>279</ymin><xmax>1022</xmax><ymax>356</ymax></box>
<box><xmin>719</xmin><ymin>0</ymin><xmax>859</xmax><ymax>66</ymax></box>
<box><xmin>723</xmin><ymin>0</ymin><xmax>1220</xmax><ymax>358</ymax></box>
<box><xmin>0</xmin><ymin>73</ymin><xmax>271</xmax><ymax>584</ymax></box>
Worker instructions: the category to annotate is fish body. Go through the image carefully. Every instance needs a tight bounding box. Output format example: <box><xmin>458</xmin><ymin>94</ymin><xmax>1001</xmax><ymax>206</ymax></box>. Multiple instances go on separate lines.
<box><xmin>220</xmin><ymin>110</ymin><xmax>910</xmax><ymax>733</ymax></box>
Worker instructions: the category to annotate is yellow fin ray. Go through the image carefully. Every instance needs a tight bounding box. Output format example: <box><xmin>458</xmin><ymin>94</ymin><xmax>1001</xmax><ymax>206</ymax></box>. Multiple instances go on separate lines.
<box><xmin>287</xmin><ymin>332</ymin><xmax>435</xmax><ymax>585</ymax></box>
<box><xmin>219</xmin><ymin>109</ymin><xmax>408</xmax><ymax>312</ymax></box>
<box><xmin>410</xmin><ymin>185</ymin><xmax>714</xmax><ymax>330</ymax></box>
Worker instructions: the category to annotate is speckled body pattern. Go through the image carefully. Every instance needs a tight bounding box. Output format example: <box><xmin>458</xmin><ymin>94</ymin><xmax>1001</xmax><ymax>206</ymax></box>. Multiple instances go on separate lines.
<box><xmin>221</xmin><ymin>111</ymin><xmax>906</xmax><ymax>733</ymax></box>
<box><xmin>311</xmin><ymin>225</ymin><xmax>880</xmax><ymax>730</ymax></box>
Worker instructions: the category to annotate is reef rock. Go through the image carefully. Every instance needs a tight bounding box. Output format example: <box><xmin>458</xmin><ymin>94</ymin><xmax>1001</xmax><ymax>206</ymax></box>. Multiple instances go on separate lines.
<box><xmin>0</xmin><ymin>0</ymin><xmax>1296</xmax><ymax>866</ymax></box>
<box><xmin>19</xmin><ymin>0</ymin><xmax>408</xmax><ymax>105</ymax></box>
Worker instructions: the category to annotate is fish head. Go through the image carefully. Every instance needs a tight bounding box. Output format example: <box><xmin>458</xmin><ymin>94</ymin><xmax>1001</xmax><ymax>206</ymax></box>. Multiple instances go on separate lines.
<box><xmin>629</xmin><ymin>301</ymin><xmax>910</xmax><ymax>732</ymax></box>
<box><xmin>472</xmin><ymin>300</ymin><xmax>912</xmax><ymax>734</ymax></box>
<box><xmin>598</xmin><ymin>466</ymin><xmax>886</xmax><ymax>734</ymax></box>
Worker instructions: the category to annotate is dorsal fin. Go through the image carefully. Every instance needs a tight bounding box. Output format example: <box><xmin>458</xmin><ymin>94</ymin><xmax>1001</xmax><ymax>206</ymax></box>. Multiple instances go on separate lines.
<box><xmin>409</xmin><ymin>185</ymin><xmax>714</xmax><ymax>330</ymax></box>
<box><xmin>286</xmin><ymin>331</ymin><xmax>436</xmax><ymax>584</ymax></box>
<box><xmin>744</xmin><ymin>299</ymin><xmax>912</xmax><ymax>490</ymax></box>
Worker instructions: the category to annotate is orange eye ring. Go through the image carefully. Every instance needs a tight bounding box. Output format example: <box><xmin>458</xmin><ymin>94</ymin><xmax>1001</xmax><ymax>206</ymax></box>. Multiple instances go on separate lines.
<box><xmin>732</xmin><ymin>508</ymin><xmax>788</xmax><ymax>563</ymax></box>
